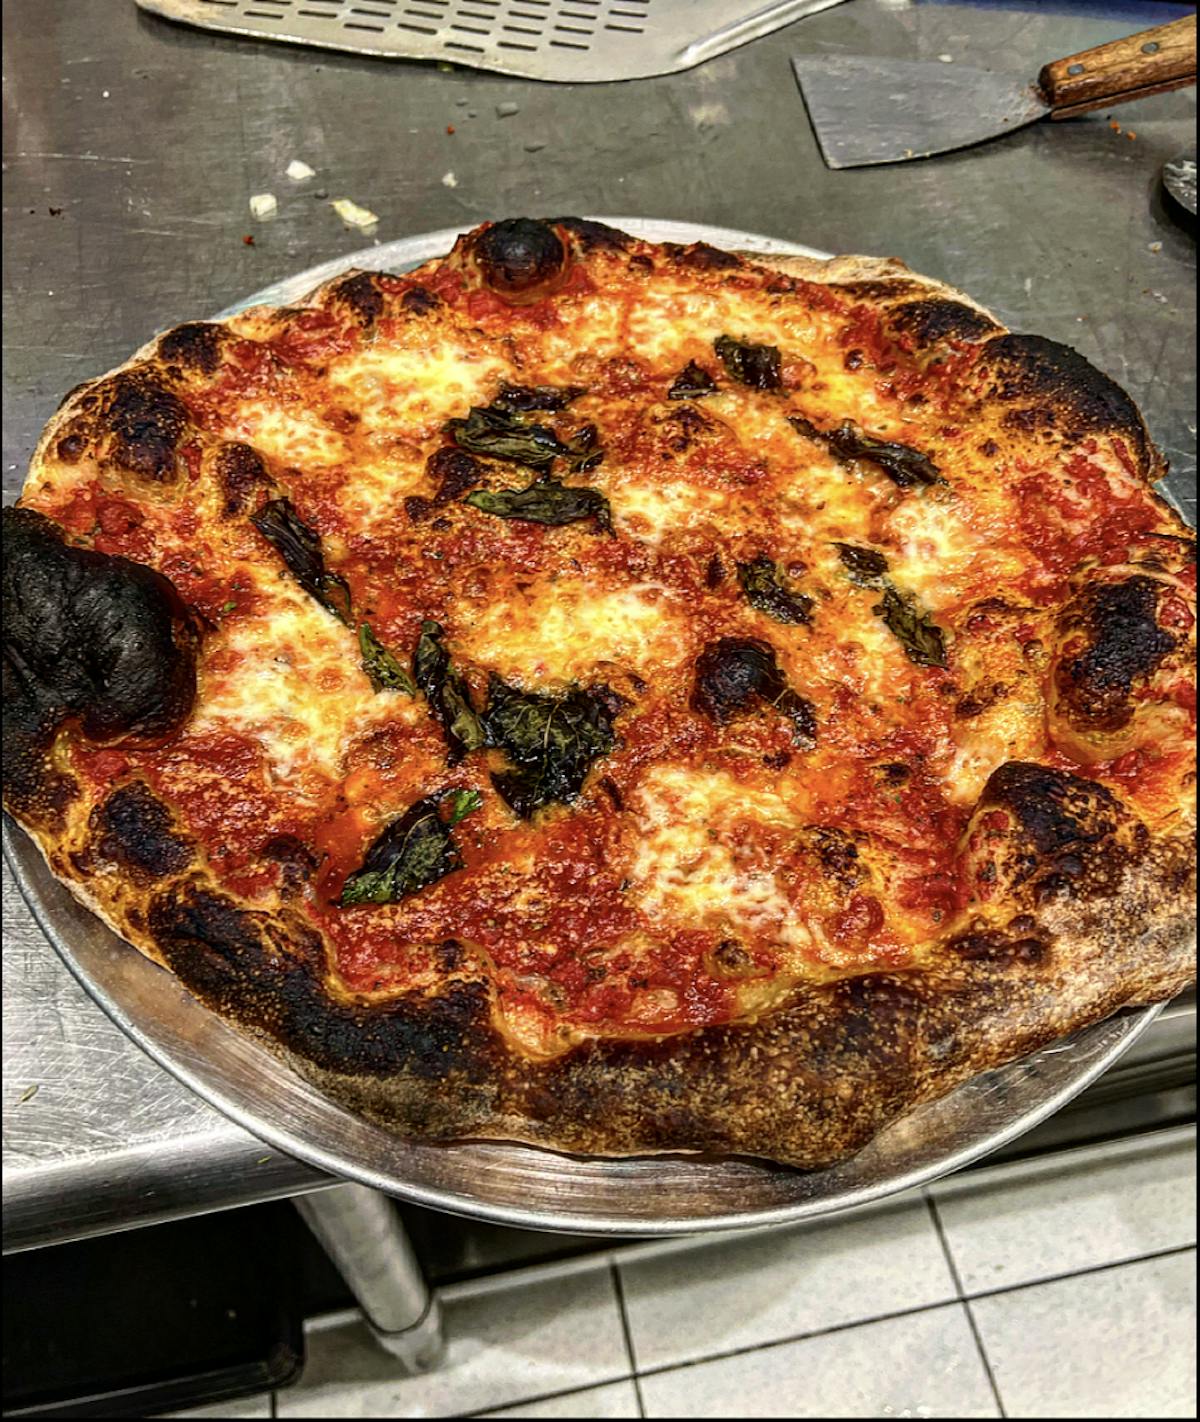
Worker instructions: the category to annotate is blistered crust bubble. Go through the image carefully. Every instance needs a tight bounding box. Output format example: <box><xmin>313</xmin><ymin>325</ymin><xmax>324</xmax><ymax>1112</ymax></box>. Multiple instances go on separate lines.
<box><xmin>472</xmin><ymin>218</ymin><xmax>568</xmax><ymax>299</ymax></box>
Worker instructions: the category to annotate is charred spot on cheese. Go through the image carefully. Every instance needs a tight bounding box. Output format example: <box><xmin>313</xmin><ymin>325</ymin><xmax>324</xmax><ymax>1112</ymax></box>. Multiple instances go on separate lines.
<box><xmin>426</xmin><ymin>446</ymin><xmax>483</xmax><ymax>504</ymax></box>
<box><xmin>1055</xmin><ymin>577</ymin><xmax>1176</xmax><ymax>733</ymax></box>
<box><xmin>328</xmin><ymin>271</ymin><xmax>384</xmax><ymax>325</ymax></box>
<box><xmin>668</xmin><ymin>361</ymin><xmax>718</xmax><ymax>401</ymax></box>
<box><xmin>473</xmin><ymin>218</ymin><xmax>567</xmax><ymax>299</ymax></box>
<box><xmin>359</xmin><ymin>623</ymin><xmax>416</xmax><ymax>695</ymax></box>
<box><xmin>158</xmin><ymin>322</ymin><xmax>228</xmax><ymax>376</ymax></box>
<box><xmin>491</xmin><ymin>383</ymin><xmax>586</xmax><ymax>413</ymax></box>
<box><xmin>737</xmin><ymin>555</ymin><xmax>814</xmax><ymax>626</ymax></box>
<box><xmin>795</xmin><ymin>417</ymin><xmax>942</xmax><ymax>489</ymax></box>
<box><xmin>249</xmin><ymin>497</ymin><xmax>352</xmax><ymax>625</ymax></box>
<box><xmin>834</xmin><ymin>542</ymin><xmax>889</xmax><ymax>588</ymax></box>
<box><xmin>91</xmin><ymin>780</ymin><xmax>193</xmax><ymax>882</ymax></box>
<box><xmin>413</xmin><ymin>620</ymin><xmax>487</xmax><ymax>763</ymax></box>
<box><xmin>401</xmin><ymin>285</ymin><xmax>441</xmax><ymax>315</ymax></box>
<box><xmin>705</xmin><ymin>939</ymin><xmax>758</xmax><ymax>979</ymax></box>
<box><xmin>714</xmin><ymin>335</ymin><xmax>782</xmax><ymax>391</ymax></box>
<box><xmin>214</xmin><ymin>442</ymin><xmax>270</xmax><ymax>515</ymax></box>
<box><xmin>340</xmin><ymin>789</ymin><xmax>482</xmax><ymax>905</ymax></box>
<box><xmin>873</xmin><ymin>584</ymin><xmax>948</xmax><ymax>668</ymax></box>
<box><xmin>2</xmin><ymin>507</ymin><xmax>197</xmax><ymax>819</ymax></box>
<box><xmin>261</xmin><ymin>832</ymin><xmax>318</xmax><ymax>888</ymax></box>
<box><xmin>483</xmin><ymin>676</ymin><xmax>618</xmax><ymax>818</ymax></box>
<box><xmin>86</xmin><ymin>372</ymin><xmax>189</xmax><ymax>483</ymax></box>
<box><xmin>466</xmin><ymin>478</ymin><xmax>612</xmax><ymax>533</ymax></box>
<box><xmin>979</xmin><ymin>334</ymin><xmax>1148</xmax><ymax>464</ymax></box>
<box><xmin>665</xmin><ymin>241</ymin><xmax>742</xmax><ymax>272</ymax></box>
<box><xmin>691</xmin><ymin>637</ymin><xmax>817</xmax><ymax>749</ymax></box>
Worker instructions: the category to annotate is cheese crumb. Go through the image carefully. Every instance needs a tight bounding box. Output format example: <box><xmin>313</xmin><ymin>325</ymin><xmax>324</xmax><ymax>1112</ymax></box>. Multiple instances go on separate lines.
<box><xmin>442</xmin><ymin>171</ymin><xmax>458</xmax><ymax>188</ymax></box>
<box><xmin>249</xmin><ymin>192</ymin><xmax>278</xmax><ymax>220</ymax></box>
<box><xmin>330</xmin><ymin>197</ymin><xmax>378</xmax><ymax>229</ymax></box>
<box><xmin>286</xmin><ymin>159</ymin><xmax>316</xmax><ymax>182</ymax></box>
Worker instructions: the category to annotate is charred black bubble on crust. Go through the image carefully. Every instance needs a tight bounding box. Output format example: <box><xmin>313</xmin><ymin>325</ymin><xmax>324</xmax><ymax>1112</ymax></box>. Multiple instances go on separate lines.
<box><xmin>91</xmin><ymin>780</ymin><xmax>193</xmax><ymax>881</ymax></box>
<box><xmin>148</xmin><ymin>885</ymin><xmax>496</xmax><ymax>1080</ymax></box>
<box><xmin>1056</xmin><ymin>576</ymin><xmax>1176</xmax><ymax>732</ymax></box>
<box><xmin>158</xmin><ymin>322</ymin><xmax>227</xmax><ymax>375</ymax></box>
<box><xmin>885</xmin><ymin>299</ymin><xmax>999</xmax><ymax>350</ymax></box>
<box><xmin>329</xmin><ymin>271</ymin><xmax>384</xmax><ymax>325</ymax></box>
<box><xmin>92</xmin><ymin>372</ymin><xmax>189</xmax><ymax>483</ymax></box>
<box><xmin>2</xmin><ymin>507</ymin><xmax>197</xmax><ymax>821</ymax></box>
<box><xmin>691</xmin><ymin>637</ymin><xmax>816</xmax><ymax>749</ymax></box>
<box><xmin>474</xmin><ymin>218</ymin><xmax>566</xmax><ymax>297</ymax></box>
<box><xmin>664</xmin><ymin>241</ymin><xmax>742</xmax><ymax>271</ymax></box>
<box><xmin>550</xmin><ymin>217</ymin><xmax>632</xmax><ymax>252</ymax></box>
<box><xmin>982</xmin><ymin>334</ymin><xmax>1148</xmax><ymax>464</ymax></box>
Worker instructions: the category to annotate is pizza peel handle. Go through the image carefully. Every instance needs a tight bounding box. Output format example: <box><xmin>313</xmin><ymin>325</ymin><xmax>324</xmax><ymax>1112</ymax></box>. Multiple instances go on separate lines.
<box><xmin>1039</xmin><ymin>14</ymin><xmax>1196</xmax><ymax>120</ymax></box>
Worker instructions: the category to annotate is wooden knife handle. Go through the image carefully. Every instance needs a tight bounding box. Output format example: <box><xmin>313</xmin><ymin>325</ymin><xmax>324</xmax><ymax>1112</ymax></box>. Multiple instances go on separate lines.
<box><xmin>1040</xmin><ymin>14</ymin><xmax>1196</xmax><ymax>120</ymax></box>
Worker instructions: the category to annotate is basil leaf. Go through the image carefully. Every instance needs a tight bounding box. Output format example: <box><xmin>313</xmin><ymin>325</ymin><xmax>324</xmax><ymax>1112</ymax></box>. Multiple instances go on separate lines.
<box><xmin>492</xmin><ymin>383</ymin><xmax>586</xmax><ymax>413</ymax></box>
<box><xmin>445</xmin><ymin>405</ymin><xmax>565</xmax><ymax>471</ymax></box>
<box><xmin>484</xmin><ymin>677</ymin><xmax>618</xmax><ymax>818</ymax></box>
<box><xmin>827</xmin><ymin>421</ymin><xmax>941</xmax><ymax>488</ymax></box>
<box><xmin>691</xmin><ymin>636</ymin><xmax>816</xmax><ymax>749</ymax></box>
<box><xmin>413</xmin><ymin>620</ymin><xmax>487</xmax><ymax>762</ymax></box>
<box><xmin>466</xmin><ymin>479</ymin><xmax>612</xmax><ymax>533</ymax></box>
<box><xmin>737</xmin><ymin>555</ymin><xmax>814</xmax><ymax>626</ymax></box>
<box><xmin>339</xmin><ymin>789</ymin><xmax>480</xmax><ymax>905</ymax></box>
<box><xmin>668</xmin><ymin>361</ymin><xmax>718</xmax><ymax>400</ymax></box>
<box><xmin>714</xmin><ymin>335</ymin><xmax>782</xmax><ymax>391</ymax></box>
<box><xmin>561</xmin><ymin>423</ymin><xmax>604</xmax><ymax>474</ymax></box>
<box><xmin>873</xmin><ymin>584</ymin><xmax>948</xmax><ymax>667</ymax></box>
<box><xmin>359</xmin><ymin>623</ymin><xmax>416</xmax><ymax>694</ymax></box>
<box><xmin>250</xmin><ymin>497</ymin><xmax>352</xmax><ymax>624</ymax></box>
<box><xmin>833</xmin><ymin>543</ymin><xmax>889</xmax><ymax>589</ymax></box>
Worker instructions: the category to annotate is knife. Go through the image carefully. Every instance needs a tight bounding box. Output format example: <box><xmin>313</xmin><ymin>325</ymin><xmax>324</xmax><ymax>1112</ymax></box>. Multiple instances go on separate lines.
<box><xmin>793</xmin><ymin>14</ymin><xmax>1196</xmax><ymax>170</ymax></box>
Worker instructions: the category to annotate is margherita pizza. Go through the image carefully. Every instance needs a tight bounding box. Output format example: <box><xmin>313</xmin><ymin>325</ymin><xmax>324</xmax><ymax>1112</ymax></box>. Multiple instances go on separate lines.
<box><xmin>3</xmin><ymin>218</ymin><xmax>1195</xmax><ymax>1169</ymax></box>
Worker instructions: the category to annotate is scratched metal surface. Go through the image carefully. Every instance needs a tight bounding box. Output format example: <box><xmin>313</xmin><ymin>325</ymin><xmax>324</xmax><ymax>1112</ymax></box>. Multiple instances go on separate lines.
<box><xmin>2</xmin><ymin>0</ymin><xmax>1196</xmax><ymax>1251</ymax></box>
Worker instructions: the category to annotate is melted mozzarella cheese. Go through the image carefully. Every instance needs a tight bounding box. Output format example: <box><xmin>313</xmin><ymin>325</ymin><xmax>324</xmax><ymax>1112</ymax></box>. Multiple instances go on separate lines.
<box><xmin>191</xmin><ymin>589</ymin><xmax>404</xmax><ymax>791</ymax></box>
<box><xmin>328</xmin><ymin>337</ymin><xmax>509</xmax><ymax>435</ymax></box>
<box><xmin>459</xmin><ymin>578</ymin><xmax>690</xmax><ymax>683</ymax></box>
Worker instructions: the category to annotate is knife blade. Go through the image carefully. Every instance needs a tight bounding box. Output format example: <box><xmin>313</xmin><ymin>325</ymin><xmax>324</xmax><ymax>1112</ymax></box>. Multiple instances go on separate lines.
<box><xmin>793</xmin><ymin>14</ymin><xmax>1196</xmax><ymax>170</ymax></box>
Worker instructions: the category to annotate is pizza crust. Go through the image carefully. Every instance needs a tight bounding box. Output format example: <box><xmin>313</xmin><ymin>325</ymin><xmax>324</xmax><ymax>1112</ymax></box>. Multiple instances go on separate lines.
<box><xmin>5</xmin><ymin>219</ymin><xmax>1195</xmax><ymax>1170</ymax></box>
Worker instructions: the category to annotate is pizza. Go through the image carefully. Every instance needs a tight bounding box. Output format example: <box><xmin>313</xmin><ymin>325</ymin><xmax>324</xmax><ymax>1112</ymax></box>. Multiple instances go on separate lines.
<box><xmin>3</xmin><ymin>217</ymin><xmax>1195</xmax><ymax>1171</ymax></box>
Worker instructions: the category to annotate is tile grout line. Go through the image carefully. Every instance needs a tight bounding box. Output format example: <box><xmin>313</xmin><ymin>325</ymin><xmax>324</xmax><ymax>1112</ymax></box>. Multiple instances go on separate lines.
<box><xmin>925</xmin><ymin>1193</ymin><xmax>1008</xmax><ymax>1420</ymax></box>
<box><xmin>610</xmin><ymin>1261</ymin><xmax>648</xmax><ymax>1419</ymax></box>
<box><xmin>466</xmin><ymin>1372</ymin><xmax>638</xmax><ymax>1419</ymax></box>
<box><xmin>621</xmin><ymin>1243</ymin><xmax>1199</xmax><ymax>1388</ymax></box>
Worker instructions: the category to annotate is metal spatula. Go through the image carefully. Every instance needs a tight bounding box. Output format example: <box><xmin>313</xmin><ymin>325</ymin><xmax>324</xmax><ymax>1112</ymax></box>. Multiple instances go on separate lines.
<box><xmin>137</xmin><ymin>0</ymin><xmax>848</xmax><ymax>83</ymax></box>
<box><xmin>793</xmin><ymin>14</ymin><xmax>1196</xmax><ymax>169</ymax></box>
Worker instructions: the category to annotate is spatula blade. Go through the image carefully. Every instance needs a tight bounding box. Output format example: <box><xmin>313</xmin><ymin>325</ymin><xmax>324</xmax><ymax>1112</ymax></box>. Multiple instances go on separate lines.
<box><xmin>792</xmin><ymin>55</ymin><xmax>1048</xmax><ymax>169</ymax></box>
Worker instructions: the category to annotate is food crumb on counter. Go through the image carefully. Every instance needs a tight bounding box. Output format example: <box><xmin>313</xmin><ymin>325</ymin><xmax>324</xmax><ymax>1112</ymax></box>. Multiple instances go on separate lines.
<box><xmin>496</xmin><ymin>101</ymin><xmax>519</xmax><ymax>118</ymax></box>
<box><xmin>447</xmin><ymin>124</ymin><xmax>456</xmax><ymax>134</ymax></box>
<box><xmin>442</xmin><ymin>170</ymin><xmax>458</xmax><ymax>188</ymax></box>
<box><xmin>330</xmin><ymin>196</ymin><xmax>379</xmax><ymax>230</ymax></box>
<box><xmin>286</xmin><ymin>159</ymin><xmax>316</xmax><ymax>181</ymax></box>
<box><xmin>1149</xmin><ymin>241</ymin><xmax>1163</xmax><ymax>253</ymax></box>
<box><xmin>249</xmin><ymin>192</ymin><xmax>277</xmax><ymax>219</ymax></box>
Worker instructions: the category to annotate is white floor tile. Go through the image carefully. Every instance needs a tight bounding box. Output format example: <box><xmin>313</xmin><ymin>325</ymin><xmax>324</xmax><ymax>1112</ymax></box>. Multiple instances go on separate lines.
<box><xmin>276</xmin><ymin>1268</ymin><xmax>629</xmax><ymax>1418</ymax></box>
<box><xmin>161</xmin><ymin>1395</ymin><xmax>272</xmax><ymax>1419</ymax></box>
<box><xmin>639</xmin><ymin>1302</ymin><xmax>998</xmax><ymax>1418</ymax></box>
<box><xmin>618</xmin><ymin>1198</ymin><xmax>956</xmax><ymax>1370</ymax></box>
<box><xmin>971</xmin><ymin>1249</ymin><xmax>1197</xmax><ymax>1419</ymax></box>
<box><xmin>931</xmin><ymin>1132</ymin><xmax>1197</xmax><ymax>1293</ymax></box>
<box><xmin>481</xmin><ymin>1379</ymin><xmax>641</xmax><ymax>1418</ymax></box>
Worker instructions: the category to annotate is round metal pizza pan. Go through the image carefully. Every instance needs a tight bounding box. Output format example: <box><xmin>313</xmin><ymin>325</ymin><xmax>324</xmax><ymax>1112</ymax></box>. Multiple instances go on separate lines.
<box><xmin>3</xmin><ymin>218</ymin><xmax>1169</xmax><ymax>1236</ymax></box>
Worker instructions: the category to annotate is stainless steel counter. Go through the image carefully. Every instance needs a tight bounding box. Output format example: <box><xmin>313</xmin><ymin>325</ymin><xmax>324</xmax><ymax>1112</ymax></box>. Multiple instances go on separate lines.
<box><xmin>2</xmin><ymin>0</ymin><xmax>1196</xmax><ymax>1254</ymax></box>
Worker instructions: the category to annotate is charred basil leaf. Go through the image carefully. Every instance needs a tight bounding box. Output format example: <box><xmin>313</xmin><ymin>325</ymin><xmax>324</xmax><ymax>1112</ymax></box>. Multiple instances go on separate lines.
<box><xmin>562</xmin><ymin>423</ymin><xmax>603</xmax><ymax>474</ymax></box>
<box><xmin>250</xmin><ymin>497</ymin><xmax>352</xmax><ymax>624</ymax></box>
<box><xmin>484</xmin><ymin>677</ymin><xmax>617</xmax><ymax>818</ymax></box>
<box><xmin>492</xmin><ymin>383</ymin><xmax>586</xmax><ymax>413</ymax></box>
<box><xmin>359</xmin><ymin>623</ymin><xmax>415</xmax><ymax>694</ymax></box>
<box><xmin>828</xmin><ymin>421</ymin><xmax>941</xmax><ymax>488</ymax></box>
<box><xmin>691</xmin><ymin>637</ymin><xmax>816</xmax><ymax>749</ymax></box>
<box><xmin>445</xmin><ymin>405</ymin><xmax>565</xmax><ymax>471</ymax></box>
<box><xmin>466</xmin><ymin>478</ymin><xmax>612</xmax><ymax>533</ymax></box>
<box><xmin>668</xmin><ymin>361</ymin><xmax>718</xmax><ymax>400</ymax></box>
<box><xmin>339</xmin><ymin>789</ymin><xmax>481</xmax><ymax>905</ymax></box>
<box><xmin>737</xmin><ymin>555</ymin><xmax>814</xmax><ymax>626</ymax></box>
<box><xmin>413</xmin><ymin>620</ymin><xmax>487</xmax><ymax>762</ymax></box>
<box><xmin>833</xmin><ymin>543</ymin><xmax>889</xmax><ymax>588</ymax></box>
<box><xmin>714</xmin><ymin>335</ymin><xmax>782</xmax><ymax>391</ymax></box>
<box><xmin>873</xmin><ymin>584</ymin><xmax>948</xmax><ymax>667</ymax></box>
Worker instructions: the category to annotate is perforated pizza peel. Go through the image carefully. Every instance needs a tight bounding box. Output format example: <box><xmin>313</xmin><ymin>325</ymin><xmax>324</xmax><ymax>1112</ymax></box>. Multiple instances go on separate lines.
<box><xmin>135</xmin><ymin>0</ymin><xmax>849</xmax><ymax>83</ymax></box>
<box><xmin>2</xmin><ymin>219</ymin><xmax>1172</xmax><ymax>1236</ymax></box>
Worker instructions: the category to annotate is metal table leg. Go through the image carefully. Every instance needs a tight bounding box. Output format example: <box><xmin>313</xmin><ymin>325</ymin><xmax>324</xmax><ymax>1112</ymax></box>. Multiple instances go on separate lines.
<box><xmin>294</xmin><ymin>1184</ymin><xmax>445</xmax><ymax>1371</ymax></box>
